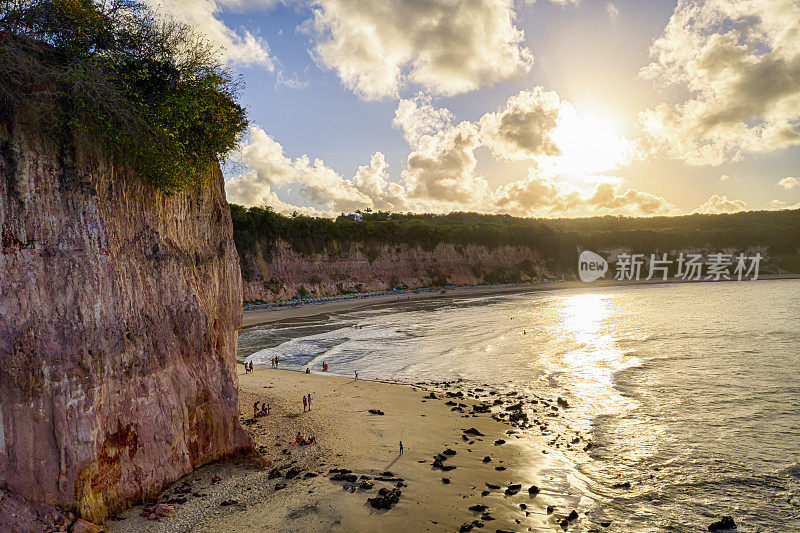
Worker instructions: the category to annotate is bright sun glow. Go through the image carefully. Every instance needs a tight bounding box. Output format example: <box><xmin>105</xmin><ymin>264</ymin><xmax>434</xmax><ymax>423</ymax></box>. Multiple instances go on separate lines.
<box><xmin>550</xmin><ymin>105</ymin><xmax>634</xmax><ymax>177</ymax></box>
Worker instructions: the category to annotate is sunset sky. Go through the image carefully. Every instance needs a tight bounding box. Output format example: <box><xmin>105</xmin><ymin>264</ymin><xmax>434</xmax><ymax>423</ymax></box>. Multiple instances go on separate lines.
<box><xmin>153</xmin><ymin>0</ymin><xmax>800</xmax><ymax>217</ymax></box>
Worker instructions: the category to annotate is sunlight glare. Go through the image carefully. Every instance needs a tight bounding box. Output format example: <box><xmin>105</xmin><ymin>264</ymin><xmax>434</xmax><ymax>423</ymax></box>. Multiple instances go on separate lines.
<box><xmin>550</xmin><ymin>104</ymin><xmax>633</xmax><ymax>176</ymax></box>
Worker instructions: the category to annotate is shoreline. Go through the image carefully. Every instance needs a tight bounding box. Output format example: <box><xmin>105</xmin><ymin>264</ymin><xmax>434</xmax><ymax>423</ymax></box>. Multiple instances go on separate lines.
<box><xmin>109</xmin><ymin>368</ymin><xmax>585</xmax><ymax>532</ymax></box>
<box><xmin>241</xmin><ymin>274</ymin><xmax>800</xmax><ymax>328</ymax></box>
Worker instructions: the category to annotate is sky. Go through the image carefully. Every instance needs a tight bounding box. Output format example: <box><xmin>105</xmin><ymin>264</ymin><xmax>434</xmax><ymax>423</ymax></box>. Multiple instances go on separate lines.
<box><xmin>151</xmin><ymin>0</ymin><xmax>800</xmax><ymax>218</ymax></box>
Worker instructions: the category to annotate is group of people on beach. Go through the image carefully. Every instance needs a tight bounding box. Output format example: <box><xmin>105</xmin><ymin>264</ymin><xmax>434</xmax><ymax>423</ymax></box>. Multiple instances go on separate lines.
<box><xmin>253</xmin><ymin>401</ymin><xmax>270</xmax><ymax>418</ymax></box>
<box><xmin>270</xmin><ymin>355</ymin><xmax>280</xmax><ymax>368</ymax></box>
<box><xmin>244</xmin><ymin>361</ymin><xmax>254</xmax><ymax>373</ymax></box>
<box><xmin>302</xmin><ymin>393</ymin><xmax>312</xmax><ymax>411</ymax></box>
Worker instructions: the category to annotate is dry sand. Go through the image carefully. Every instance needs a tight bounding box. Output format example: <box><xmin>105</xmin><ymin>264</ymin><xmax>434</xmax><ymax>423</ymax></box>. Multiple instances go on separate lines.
<box><xmin>109</xmin><ymin>368</ymin><xmax>579</xmax><ymax>532</ymax></box>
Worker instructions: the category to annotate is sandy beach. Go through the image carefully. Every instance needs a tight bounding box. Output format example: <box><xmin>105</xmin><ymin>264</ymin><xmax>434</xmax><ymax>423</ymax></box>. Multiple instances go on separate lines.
<box><xmin>108</xmin><ymin>368</ymin><xmax>583</xmax><ymax>532</ymax></box>
<box><xmin>241</xmin><ymin>274</ymin><xmax>800</xmax><ymax>328</ymax></box>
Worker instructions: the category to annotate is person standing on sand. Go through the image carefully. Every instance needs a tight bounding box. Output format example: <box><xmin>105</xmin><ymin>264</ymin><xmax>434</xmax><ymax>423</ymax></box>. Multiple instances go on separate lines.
<box><xmin>399</xmin><ymin>441</ymin><xmax>403</xmax><ymax>455</ymax></box>
<box><xmin>253</xmin><ymin>401</ymin><xmax>259</xmax><ymax>419</ymax></box>
<box><xmin>307</xmin><ymin>394</ymin><xmax>312</xmax><ymax>410</ymax></box>
<box><xmin>354</xmin><ymin>370</ymin><xmax>358</xmax><ymax>381</ymax></box>
<box><xmin>302</xmin><ymin>395</ymin><xmax>307</xmax><ymax>412</ymax></box>
<box><xmin>275</xmin><ymin>355</ymin><xmax>280</xmax><ymax>368</ymax></box>
<box><xmin>322</xmin><ymin>361</ymin><xmax>328</xmax><ymax>372</ymax></box>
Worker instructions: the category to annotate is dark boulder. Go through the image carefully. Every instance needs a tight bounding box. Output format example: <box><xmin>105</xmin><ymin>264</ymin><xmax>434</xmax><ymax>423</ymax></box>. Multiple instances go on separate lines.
<box><xmin>367</xmin><ymin>488</ymin><xmax>402</xmax><ymax>510</ymax></box>
<box><xmin>708</xmin><ymin>516</ymin><xmax>736</xmax><ymax>532</ymax></box>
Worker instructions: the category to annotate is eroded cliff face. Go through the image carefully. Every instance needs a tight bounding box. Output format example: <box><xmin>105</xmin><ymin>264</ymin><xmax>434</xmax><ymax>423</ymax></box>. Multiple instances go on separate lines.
<box><xmin>240</xmin><ymin>239</ymin><xmax>551</xmax><ymax>302</ymax></box>
<box><xmin>0</xmin><ymin>122</ymin><xmax>252</xmax><ymax>526</ymax></box>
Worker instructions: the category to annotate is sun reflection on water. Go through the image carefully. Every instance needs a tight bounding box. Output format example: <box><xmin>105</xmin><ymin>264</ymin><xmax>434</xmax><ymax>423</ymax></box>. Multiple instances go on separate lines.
<box><xmin>549</xmin><ymin>293</ymin><xmax>640</xmax><ymax>419</ymax></box>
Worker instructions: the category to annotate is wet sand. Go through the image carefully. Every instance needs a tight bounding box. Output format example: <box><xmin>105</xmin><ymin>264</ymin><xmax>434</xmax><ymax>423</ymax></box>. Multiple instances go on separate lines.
<box><xmin>109</xmin><ymin>368</ymin><xmax>583</xmax><ymax>532</ymax></box>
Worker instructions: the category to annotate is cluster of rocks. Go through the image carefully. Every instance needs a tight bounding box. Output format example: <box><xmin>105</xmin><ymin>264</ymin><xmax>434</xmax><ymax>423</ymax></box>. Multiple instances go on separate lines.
<box><xmin>432</xmin><ymin>449</ymin><xmax>457</xmax><ymax>472</ymax></box>
<box><xmin>139</xmin><ymin>503</ymin><xmax>174</xmax><ymax>521</ymax></box>
<box><xmin>328</xmin><ymin>468</ymin><xmax>405</xmax><ymax>509</ymax></box>
<box><xmin>422</xmin><ymin>380</ymin><xmax>594</xmax><ymax>455</ymax></box>
<box><xmin>413</xmin><ymin>380</ymin><xmax>614</xmax><ymax>530</ymax></box>
<box><xmin>367</xmin><ymin>488</ymin><xmax>402</xmax><ymax>510</ymax></box>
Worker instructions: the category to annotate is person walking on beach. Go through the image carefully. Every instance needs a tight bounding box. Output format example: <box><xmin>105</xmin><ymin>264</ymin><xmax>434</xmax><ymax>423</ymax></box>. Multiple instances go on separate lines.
<box><xmin>322</xmin><ymin>361</ymin><xmax>328</xmax><ymax>372</ymax></box>
<box><xmin>399</xmin><ymin>440</ymin><xmax>404</xmax><ymax>455</ymax></box>
<box><xmin>302</xmin><ymin>395</ymin><xmax>307</xmax><ymax>412</ymax></box>
<box><xmin>354</xmin><ymin>370</ymin><xmax>359</xmax><ymax>381</ymax></box>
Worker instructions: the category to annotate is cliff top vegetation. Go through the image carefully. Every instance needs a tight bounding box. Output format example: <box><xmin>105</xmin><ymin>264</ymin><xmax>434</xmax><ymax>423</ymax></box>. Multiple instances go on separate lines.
<box><xmin>0</xmin><ymin>0</ymin><xmax>247</xmax><ymax>191</ymax></box>
<box><xmin>230</xmin><ymin>204</ymin><xmax>800</xmax><ymax>272</ymax></box>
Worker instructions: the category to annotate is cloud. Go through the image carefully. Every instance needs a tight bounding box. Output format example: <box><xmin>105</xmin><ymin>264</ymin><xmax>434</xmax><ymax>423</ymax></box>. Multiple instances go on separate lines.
<box><xmin>151</xmin><ymin>0</ymin><xmax>276</xmax><ymax>67</ymax></box>
<box><xmin>479</xmin><ymin>88</ymin><xmax>562</xmax><ymax>161</ymax></box>
<box><xmin>778</xmin><ymin>176</ymin><xmax>800</xmax><ymax>189</ymax></box>
<box><xmin>493</xmin><ymin>171</ymin><xmax>676</xmax><ymax>217</ymax></box>
<box><xmin>227</xmin><ymin>90</ymin><xmax>675</xmax><ymax>218</ymax></box>
<box><xmin>586</xmin><ymin>183</ymin><xmax>677</xmax><ymax>216</ymax></box>
<box><xmin>310</xmin><ymin>0</ymin><xmax>534</xmax><ymax>99</ymax></box>
<box><xmin>477</xmin><ymin>87</ymin><xmax>634</xmax><ymax>175</ymax></box>
<box><xmin>402</xmin><ymin>121</ymin><xmax>490</xmax><ymax>206</ymax></box>
<box><xmin>719</xmin><ymin>174</ymin><xmax>731</xmax><ymax>181</ymax></box>
<box><xmin>226</xmin><ymin>126</ymin><xmax>373</xmax><ymax>214</ymax></box>
<box><xmin>393</xmin><ymin>94</ymin><xmax>454</xmax><ymax>149</ymax></box>
<box><xmin>770</xmin><ymin>199</ymin><xmax>800</xmax><ymax>210</ymax></box>
<box><xmin>639</xmin><ymin>0</ymin><xmax>800</xmax><ymax>165</ymax></box>
<box><xmin>606</xmin><ymin>3</ymin><xmax>619</xmax><ymax>21</ymax></box>
<box><xmin>275</xmin><ymin>71</ymin><xmax>309</xmax><ymax>90</ymax></box>
<box><xmin>692</xmin><ymin>194</ymin><xmax>747</xmax><ymax>214</ymax></box>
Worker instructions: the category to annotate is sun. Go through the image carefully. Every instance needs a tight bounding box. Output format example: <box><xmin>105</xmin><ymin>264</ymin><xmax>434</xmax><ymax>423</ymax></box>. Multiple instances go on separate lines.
<box><xmin>549</xmin><ymin>104</ymin><xmax>634</xmax><ymax>177</ymax></box>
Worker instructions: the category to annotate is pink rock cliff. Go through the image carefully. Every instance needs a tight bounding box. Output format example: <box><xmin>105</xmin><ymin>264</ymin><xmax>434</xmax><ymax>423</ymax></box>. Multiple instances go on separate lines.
<box><xmin>0</xmin><ymin>121</ymin><xmax>252</xmax><ymax>527</ymax></box>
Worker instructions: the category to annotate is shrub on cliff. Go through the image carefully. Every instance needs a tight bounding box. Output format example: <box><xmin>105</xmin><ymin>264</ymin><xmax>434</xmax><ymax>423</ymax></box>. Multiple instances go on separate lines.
<box><xmin>0</xmin><ymin>0</ymin><xmax>247</xmax><ymax>191</ymax></box>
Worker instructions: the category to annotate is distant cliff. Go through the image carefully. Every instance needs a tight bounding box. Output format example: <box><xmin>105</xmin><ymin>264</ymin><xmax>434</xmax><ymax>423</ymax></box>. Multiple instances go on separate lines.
<box><xmin>239</xmin><ymin>238</ymin><xmax>550</xmax><ymax>302</ymax></box>
<box><xmin>232</xmin><ymin>206</ymin><xmax>800</xmax><ymax>304</ymax></box>
<box><xmin>0</xmin><ymin>121</ymin><xmax>252</xmax><ymax>528</ymax></box>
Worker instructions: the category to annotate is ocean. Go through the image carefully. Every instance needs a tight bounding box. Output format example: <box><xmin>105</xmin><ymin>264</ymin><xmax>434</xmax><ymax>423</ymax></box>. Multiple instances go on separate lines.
<box><xmin>239</xmin><ymin>279</ymin><xmax>800</xmax><ymax>532</ymax></box>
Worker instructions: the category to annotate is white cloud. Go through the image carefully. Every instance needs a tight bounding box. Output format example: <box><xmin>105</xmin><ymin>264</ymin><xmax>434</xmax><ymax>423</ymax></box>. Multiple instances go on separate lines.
<box><xmin>692</xmin><ymin>194</ymin><xmax>747</xmax><ymax>214</ymax></box>
<box><xmin>778</xmin><ymin>176</ymin><xmax>800</xmax><ymax>189</ymax></box>
<box><xmin>227</xmin><ymin>90</ymin><xmax>675</xmax><ymax>218</ymax></box>
<box><xmin>310</xmin><ymin>0</ymin><xmax>534</xmax><ymax>99</ymax></box>
<box><xmin>719</xmin><ymin>174</ymin><xmax>731</xmax><ymax>181</ymax></box>
<box><xmin>226</xmin><ymin>126</ymin><xmax>373</xmax><ymax>214</ymax></box>
<box><xmin>639</xmin><ymin>0</ymin><xmax>800</xmax><ymax>166</ymax></box>
<box><xmin>151</xmin><ymin>0</ymin><xmax>276</xmax><ymax>67</ymax></box>
<box><xmin>393</xmin><ymin>94</ymin><xmax>454</xmax><ymax>149</ymax></box>
<box><xmin>606</xmin><ymin>3</ymin><xmax>619</xmax><ymax>21</ymax></box>
<box><xmin>770</xmin><ymin>198</ymin><xmax>800</xmax><ymax>210</ymax></box>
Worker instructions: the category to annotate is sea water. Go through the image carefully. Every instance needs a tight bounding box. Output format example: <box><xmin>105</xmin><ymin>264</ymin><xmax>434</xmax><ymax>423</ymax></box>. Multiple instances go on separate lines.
<box><xmin>240</xmin><ymin>279</ymin><xmax>800</xmax><ymax>532</ymax></box>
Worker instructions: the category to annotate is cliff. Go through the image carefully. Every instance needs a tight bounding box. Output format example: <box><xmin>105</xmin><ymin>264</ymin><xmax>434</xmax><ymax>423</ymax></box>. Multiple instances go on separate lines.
<box><xmin>240</xmin><ymin>239</ymin><xmax>550</xmax><ymax>302</ymax></box>
<box><xmin>0</xmin><ymin>121</ymin><xmax>252</xmax><ymax>528</ymax></box>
